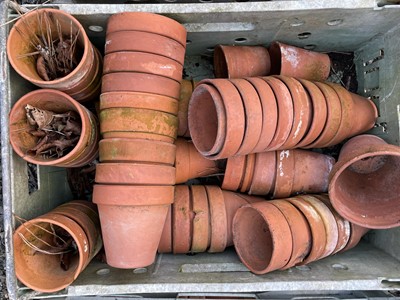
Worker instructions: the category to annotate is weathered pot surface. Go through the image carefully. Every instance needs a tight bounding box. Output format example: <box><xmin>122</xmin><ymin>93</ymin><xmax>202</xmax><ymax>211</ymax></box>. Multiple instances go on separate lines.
<box><xmin>206</xmin><ymin>185</ymin><xmax>227</xmax><ymax>253</ymax></box>
<box><xmin>190</xmin><ymin>185</ymin><xmax>210</xmax><ymax>253</ymax></box>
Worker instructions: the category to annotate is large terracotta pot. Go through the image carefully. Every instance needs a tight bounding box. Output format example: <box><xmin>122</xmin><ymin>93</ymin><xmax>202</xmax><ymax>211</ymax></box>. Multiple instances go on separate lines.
<box><xmin>104</xmin><ymin>31</ymin><xmax>186</xmax><ymax>65</ymax></box>
<box><xmin>106</xmin><ymin>12</ymin><xmax>187</xmax><ymax>46</ymax></box>
<box><xmin>329</xmin><ymin>134</ymin><xmax>400</xmax><ymax>229</ymax></box>
<box><xmin>214</xmin><ymin>45</ymin><xmax>271</xmax><ymax>78</ymax></box>
<box><xmin>7</xmin><ymin>9</ymin><xmax>102</xmax><ymax>102</ymax></box>
<box><xmin>233</xmin><ymin>202</ymin><xmax>292</xmax><ymax>274</ymax></box>
<box><xmin>268</xmin><ymin>41</ymin><xmax>330</xmax><ymax>81</ymax></box>
<box><xmin>9</xmin><ymin>89</ymin><xmax>99</xmax><ymax>167</ymax></box>
<box><xmin>190</xmin><ymin>185</ymin><xmax>210</xmax><ymax>253</ymax></box>
<box><xmin>13</xmin><ymin>213</ymin><xmax>91</xmax><ymax>292</ymax></box>
<box><xmin>175</xmin><ymin>138</ymin><xmax>220</xmax><ymax>184</ymax></box>
<box><xmin>93</xmin><ymin>184</ymin><xmax>173</xmax><ymax>268</ymax></box>
<box><xmin>206</xmin><ymin>185</ymin><xmax>227</xmax><ymax>253</ymax></box>
<box><xmin>158</xmin><ymin>207</ymin><xmax>172</xmax><ymax>253</ymax></box>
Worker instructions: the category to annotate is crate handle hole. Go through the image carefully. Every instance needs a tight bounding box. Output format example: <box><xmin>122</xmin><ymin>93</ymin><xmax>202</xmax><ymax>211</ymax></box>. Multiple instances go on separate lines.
<box><xmin>298</xmin><ymin>32</ymin><xmax>311</xmax><ymax>40</ymax></box>
<box><xmin>327</xmin><ymin>19</ymin><xmax>343</xmax><ymax>26</ymax></box>
<box><xmin>88</xmin><ymin>25</ymin><xmax>103</xmax><ymax>32</ymax></box>
<box><xmin>234</xmin><ymin>37</ymin><xmax>248</xmax><ymax>43</ymax></box>
<box><xmin>96</xmin><ymin>268</ymin><xmax>110</xmax><ymax>276</ymax></box>
<box><xmin>331</xmin><ymin>263</ymin><xmax>348</xmax><ymax>270</ymax></box>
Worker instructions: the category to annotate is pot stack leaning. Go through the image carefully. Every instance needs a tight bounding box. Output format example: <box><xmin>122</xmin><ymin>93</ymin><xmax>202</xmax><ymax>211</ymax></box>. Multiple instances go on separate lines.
<box><xmin>93</xmin><ymin>12</ymin><xmax>187</xmax><ymax>269</ymax></box>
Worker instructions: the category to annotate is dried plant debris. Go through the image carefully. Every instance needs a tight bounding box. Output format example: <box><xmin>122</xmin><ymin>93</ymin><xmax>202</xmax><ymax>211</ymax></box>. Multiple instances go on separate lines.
<box><xmin>26</xmin><ymin>104</ymin><xmax>81</xmax><ymax>158</ymax></box>
<box><xmin>16</xmin><ymin>10</ymin><xmax>81</xmax><ymax>81</ymax></box>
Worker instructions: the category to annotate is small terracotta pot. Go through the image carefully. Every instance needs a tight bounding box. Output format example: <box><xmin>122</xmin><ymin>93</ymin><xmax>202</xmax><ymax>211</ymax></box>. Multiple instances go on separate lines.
<box><xmin>14</xmin><ymin>213</ymin><xmax>90</xmax><ymax>292</ymax></box>
<box><xmin>233</xmin><ymin>202</ymin><xmax>292</xmax><ymax>274</ymax></box>
<box><xmin>158</xmin><ymin>206</ymin><xmax>172</xmax><ymax>253</ymax></box>
<box><xmin>291</xmin><ymin>149</ymin><xmax>335</xmax><ymax>195</ymax></box>
<box><xmin>221</xmin><ymin>155</ymin><xmax>246</xmax><ymax>191</ymax></box>
<box><xmin>9</xmin><ymin>89</ymin><xmax>99</xmax><ymax>167</ymax></box>
<box><xmin>329</xmin><ymin>134</ymin><xmax>400</xmax><ymax>229</ymax></box>
<box><xmin>7</xmin><ymin>9</ymin><xmax>102</xmax><ymax>102</ymax></box>
<box><xmin>240</xmin><ymin>153</ymin><xmax>256</xmax><ymax>193</ymax></box>
<box><xmin>268</xmin><ymin>41</ymin><xmax>330</xmax><ymax>81</ymax></box>
<box><xmin>188</xmin><ymin>83</ymin><xmax>227</xmax><ymax>157</ymax></box>
<box><xmin>199</xmin><ymin>79</ymin><xmax>245</xmax><ymax>159</ymax></box>
<box><xmin>248</xmin><ymin>151</ymin><xmax>277</xmax><ymax>196</ymax></box>
<box><xmin>214</xmin><ymin>45</ymin><xmax>271</xmax><ymax>79</ymax></box>
<box><xmin>261</xmin><ymin>77</ymin><xmax>294</xmax><ymax>151</ymax></box>
<box><xmin>273</xmin><ymin>150</ymin><xmax>295</xmax><ymax>198</ymax></box>
<box><xmin>190</xmin><ymin>185</ymin><xmax>210</xmax><ymax>253</ymax></box>
<box><xmin>296</xmin><ymin>79</ymin><xmax>327</xmax><ymax>147</ymax></box>
<box><xmin>173</xmin><ymin>185</ymin><xmax>193</xmax><ymax>254</ymax></box>
<box><xmin>175</xmin><ymin>138</ymin><xmax>220</xmax><ymax>184</ymax></box>
<box><xmin>101</xmin><ymin>73</ymin><xmax>181</xmax><ymax>99</ymax></box>
<box><xmin>93</xmin><ymin>184</ymin><xmax>173</xmax><ymax>268</ymax></box>
<box><xmin>103</xmin><ymin>52</ymin><xmax>183</xmax><ymax>82</ymax></box>
<box><xmin>245</xmin><ymin>78</ymin><xmax>278</xmax><ymax>152</ymax></box>
<box><xmin>230</xmin><ymin>79</ymin><xmax>263</xmax><ymax>155</ymax></box>
<box><xmin>99</xmin><ymin>138</ymin><xmax>176</xmax><ymax>165</ymax></box>
<box><xmin>297</xmin><ymin>195</ymin><xmax>339</xmax><ymax>259</ymax></box>
<box><xmin>340</xmin><ymin>223</ymin><xmax>370</xmax><ymax>253</ymax></box>
<box><xmin>273</xmin><ymin>76</ymin><xmax>312</xmax><ymax>149</ymax></box>
<box><xmin>105</xmin><ymin>31</ymin><xmax>186</xmax><ymax>65</ymax></box>
<box><xmin>304</xmin><ymin>82</ymin><xmax>342</xmax><ymax>149</ymax></box>
<box><xmin>287</xmin><ymin>197</ymin><xmax>327</xmax><ymax>265</ymax></box>
<box><xmin>107</xmin><ymin>12</ymin><xmax>187</xmax><ymax>46</ymax></box>
<box><xmin>269</xmin><ymin>200</ymin><xmax>311</xmax><ymax>269</ymax></box>
<box><xmin>205</xmin><ymin>185</ymin><xmax>227</xmax><ymax>253</ymax></box>
<box><xmin>99</xmin><ymin>107</ymin><xmax>178</xmax><ymax>140</ymax></box>
<box><xmin>100</xmin><ymin>92</ymin><xmax>179</xmax><ymax>115</ymax></box>
<box><xmin>347</xmin><ymin>92</ymin><xmax>378</xmax><ymax>136</ymax></box>
<box><xmin>95</xmin><ymin>163</ymin><xmax>176</xmax><ymax>185</ymax></box>
<box><xmin>178</xmin><ymin>79</ymin><xmax>195</xmax><ymax>137</ymax></box>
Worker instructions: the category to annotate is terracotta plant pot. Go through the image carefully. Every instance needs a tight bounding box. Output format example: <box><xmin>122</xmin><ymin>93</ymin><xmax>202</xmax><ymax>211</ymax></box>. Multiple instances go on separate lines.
<box><xmin>93</xmin><ymin>184</ymin><xmax>173</xmax><ymax>268</ymax></box>
<box><xmin>103</xmin><ymin>52</ymin><xmax>183</xmax><ymax>82</ymax></box>
<box><xmin>13</xmin><ymin>213</ymin><xmax>91</xmax><ymax>292</ymax></box>
<box><xmin>175</xmin><ymin>138</ymin><xmax>221</xmax><ymax>184</ymax></box>
<box><xmin>268</xmin><ymin>41</ymin><xmax>330</xmax><ymax>81</ymax></box>
<box><xmin>99</xmin><ymin>138</ymin><xmax>176</xmax><ymax>165</ymax></box>
<box><xmin>158</xmin><ymin>206</ymin><xmax>172</xmax><ymax>253</ymax></box>
<box><xmin>7</xmin><ymin>9</ymin><xmax>102</xmax><ymax>102</ymax></box>
<box><xmin>100</xmin><ymin>92</ymin><xmax>179</xmax><ymax>115</ymax></box>
<box><xmin>329</xmin><ymin>134</ymin><xmax>400</xmax><ymax>229</ymax></box>
<box><xmin>99</xmin><ymin>107</ymin><xmax>178</xmax><ymax>141</ymax></box>
<box><xmin>178</xmin><ymin>79</ymin><xmax>195</xmax><ymax>137</ymax></box>
<box><xmin>214</xmin><ymin>45</ymin><xmax>271</xmax><ymax>78</ymax></box>
<box><xmin>101</xmin><ymin>73</ymin><xmax>181</xmax><ymax>99</ymax></box>
<box><xmin>340</xmin><ymin>223</ymin><xmax>370</xmax><ymax>253</ymax></box>
<box><xmin>190</xmin><ymin>185</ymin><xmax>210</xmax><ymax>253</ymax></box>
<box><xmin>273</xmin><ymin>150</ymin><xmax>295</xmax><ymax>199</ymax></box>
<box><xmin>104</xmin><ymin>31</ymin><xmax>186</xmax><ymax>65</ymax></box>
<box><xmin>9</xmin><ymin>89</ymin><xmax>99</xmax><ymax>167</ymax></box>
<box><xmin>240</xmin><ymin>154</ymin><xmax>256</xmax><ymax>193</ymax></box>
<box><xmin>172</xmin><ymin>185</ymin><xmax>192</xmax><ymax>254</ymax></box>
<box><xmin>221</xmin><ymin>155</ymin><xmax>246</xmax><ymax>191</ymax></box>
<box><xmin>95</xmin><ymin>163</ymin><xmax>176</xmax><ymax>185</ymax></box>
<box><xmin>107</xmin><ymin>12</ymin><xmax>187</xmax><ymax>46</ymax></box>
<box><xmin>248</xmin><ymin>151</ymin><xmax>276</xmax><ymax>196</ymax></box>
<box><xmin>233</xmin><ymin>202</ymin><xmax>292</xmax><ymax>274</ymax></box>
<box><xmin>347</xmin><ymin>92</ymin><xmax>378</xmax><ymax>136</ymax></box>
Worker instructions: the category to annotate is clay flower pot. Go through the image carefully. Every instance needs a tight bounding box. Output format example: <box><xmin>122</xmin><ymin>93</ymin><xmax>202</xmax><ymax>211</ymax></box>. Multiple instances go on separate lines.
<box><xmin>93</xmin><ymin>184</ymin><xmax>173</xmax><ymax>268</ymax></box>
<box><xmin>340</xmin><ymin>223</ymin><xmax>370</xmax><ymax>253</ymax></box>
<box><xmin>95</xmin><ymin>163</ymin><xmax>176</xmax><ymax>185</ymax></box>
<box><xmin>233</xmin><ymin>202</ymin><xmax>292</xmax><ymax>274</ymax></box>
<box><xmin>175</xmin><ymin>138</ymin><xmax>220</xmax><ymax>184</ymax></box>
<box><xmin>240</xmin><ymin>154</ymin><xmax>256</xmax><ymax>193</ymax></box>
<box><xmin>348</xmin><ymin>92</ymin><xmax>378</xmax><ymax>136</ymax></box>
<box><xmin>158</xmin><ymin>207</ymin><xmax>172</xmax><ymax>253</ymax></box>
<box><xmin>9</xmin><ymin>89</ymin><xmax>99</xmax><ymax>167</ymax></box>
<box><xmin>107</xmin><ymin>12</ymin><xmax>187</xmax><ymax>46</ymax></box>
<box><xmin>100</xmin><ymin>92</ymin><xmax>179</xmax><ymax>115</ymax></box>
<box><xmin>190</xmin><ymin>185</ymin><xmax>210</xmax><ymax>253</ymax></box>
<box><xmin>105</xmin><ymin>31</ymin><xmax>186</xmax><ymax>65</ymax></box>
<box><xmin>172</xmin><ymin>185</ymin><xmax>193</xmax><ymax>254</ymax></box>
<box><xmin>221</xmin><ymin>155</ymin><xmax>246</xmax><ymax>191</ymax></box>
<box><xmin>99</xmin><ymin>107</ymin><xmax>178</xmax><ymax>141</ymax></box>
<box><xmin>329</xmin><ymin>134</ymin><xmax>400</xmax><ymax>229</ymax></box>
<box><xmin>268</xmin><ymin>41</ymin><xmax>330</xmax><ymax>81</ymax></box>
<box><xmin>245</xmin><ymin>78</ymin><xmax>278</xmax><ymax>152</ymax></box>
<box><xmin>7</xmin><ymin>9</ymin><xmax>102</xmax><ymax>102</ymax></box>
<box><xmin>214</xmin><ymin>45</ymin><xmax>271</xmax><ymax>78</ymax></box>
<box><xmin>178</xmin><ymin>79</ymin><xmax>195</xmax><ymax>137</ymax></box>
<box><xmin>248</xmin><ymin>151</ymin><xmax>277</xmax><ymax>196</ymax></box>
<box><xmin>13</xmin><ymin>213</ymin><xmax>91</xmax><ymax>292</ymax></box>
<box><xmin>273</xmin><ymin>150</ymin><xmax>295</xmax><ymax>198</ymax></box>
<box><xmin>103</xmin><ymin>52</ymin><xmax>183</xmax><ymax>82</ymax></box>
<box><xmin>101</xmin><ymin>73</ymin><xmax>181</xmax><ymax>99</ymax></box>
<box><xmin>99</xmin><ymin>138</ymin><xmax>176</xmax><ymax>165</ymax></box>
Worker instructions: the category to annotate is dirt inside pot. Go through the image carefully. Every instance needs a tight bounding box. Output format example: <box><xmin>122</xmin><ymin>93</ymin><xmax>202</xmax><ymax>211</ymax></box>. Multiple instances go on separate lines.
<box><xmin>25</xmin><ymin>104</ymin><xmax>82</xmax><ymax>158</ymax></box>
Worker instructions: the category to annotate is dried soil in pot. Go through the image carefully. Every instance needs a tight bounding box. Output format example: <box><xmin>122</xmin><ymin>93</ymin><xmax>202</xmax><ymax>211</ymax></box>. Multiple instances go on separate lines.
<box><xmin>233</xmin><ymin>202</ymin><xmax>292</xmax><ymax>274</ymax></box>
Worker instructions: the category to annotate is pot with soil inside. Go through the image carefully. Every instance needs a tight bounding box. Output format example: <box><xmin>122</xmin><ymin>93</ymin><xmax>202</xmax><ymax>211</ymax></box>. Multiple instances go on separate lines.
<box><xmin>7</xmin><ymin>9</ymin><xmax>102</xmax><ymax>102</ymax></box>
<box><xmin>9</xmin><ymin>89</ymin><xmax>99</xmax><ymax>167</ymax></box>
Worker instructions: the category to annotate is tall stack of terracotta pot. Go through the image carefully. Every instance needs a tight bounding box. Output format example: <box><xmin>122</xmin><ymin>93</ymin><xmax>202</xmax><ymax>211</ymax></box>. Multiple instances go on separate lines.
<box><xmin>92</xmin><ymin>12</ymin><xmax>186</xmax><ymax>269</ymax></box>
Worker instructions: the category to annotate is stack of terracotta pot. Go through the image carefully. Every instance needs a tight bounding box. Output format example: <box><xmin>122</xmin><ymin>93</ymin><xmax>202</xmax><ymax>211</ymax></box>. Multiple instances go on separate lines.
<box><xmin>233</xmin><ymin>194</ymin><xmax>369</xmax><ymax>274</ymax></box>
<box><xmin>13</xmin><ymin>201</ymin><xmax>102</xmax><ymax>292</ymax></box>
<box><xmin>93</xmin><ymin>12</ymin><xmax>186</xmax><ymax>269</ymax></box>
<box><xmin>188</xmin><ymin>77</ymin><xmax>378</xmax><ymax>159</ymax></box>
<box><xmin>178</xmin><ymin>80</ymin><xmax>197</xmax><ymax>138</ymax></box>
<box><xmin>222</xmin><ymin>149</ymin><xmax>335</xmax><ymax>198</ymax></box>
<box><xmin>158</xmin><ymin>185</ymin><xmax>263</xmax><ymax>253</ymax></box>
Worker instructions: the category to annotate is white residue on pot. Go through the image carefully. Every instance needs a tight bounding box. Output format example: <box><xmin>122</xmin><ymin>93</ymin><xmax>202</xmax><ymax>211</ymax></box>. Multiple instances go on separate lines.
<box><xmin>282</xmin><ymin>46</ymin><xmax>299</xmax><ymax>68</ymax></box>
